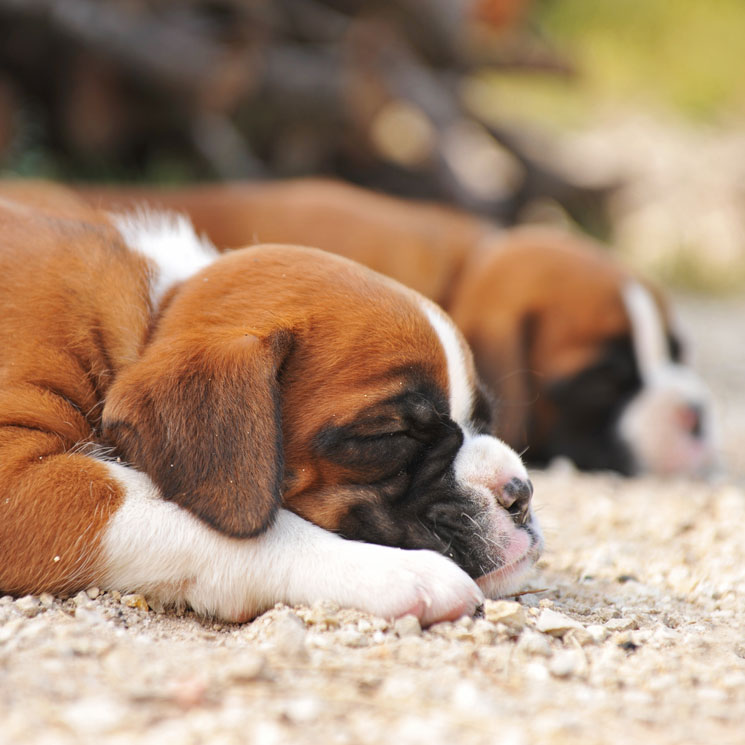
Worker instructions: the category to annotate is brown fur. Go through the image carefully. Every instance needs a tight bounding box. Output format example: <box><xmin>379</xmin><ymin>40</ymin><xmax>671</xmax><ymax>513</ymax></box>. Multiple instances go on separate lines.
<box><xmin>1</xmin><ymin>184</ymin><xmax>460</xmax><ymax>595</ymax></box>
<box><xmin>78</xmin><ymin>179</ymin><xmax>666</xmax><ymax>457</ymax></box>
<box><xmin>79</xmin><ymin>178</ymin><xmax>489</xmax><ymax>304</ymax></box>
<box><xmin>0</xmin><ymin>185</ymin><xmax>150</xmax><ymax>594</ymax></box>
<box><xmin>100</xmin><ymin>243</ymin><xmax>449</xmax><ymax>536</ymax></box>
<box><xmin>448</xmin><ymin>228</ymin><xmax>638</xmax><ymax>448</ymax></box>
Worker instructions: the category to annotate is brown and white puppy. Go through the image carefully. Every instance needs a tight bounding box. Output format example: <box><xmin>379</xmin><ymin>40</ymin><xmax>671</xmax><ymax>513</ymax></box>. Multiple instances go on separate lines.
<box><xmin>79</xmin><ymin>179</ymin><xmax>717</xmax><ymax>476</ymax></box>
<box><xmin>450</xmin><ymin>228</ymin><xmax>716</xmax><ymax>476</ymax></box>
<box><xmin>0</xmin><ymin>182</ymin><xmax>542</xmax><ymax>625</ymax></box>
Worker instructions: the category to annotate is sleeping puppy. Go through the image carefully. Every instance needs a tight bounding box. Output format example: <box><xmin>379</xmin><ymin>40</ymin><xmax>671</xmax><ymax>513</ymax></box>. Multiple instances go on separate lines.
<box><xmin>78</xmin><ymin>179</ymin><xmax>717</xmax><ymax>476</ymax></box>
<box><xmin>0</xmin><ymin>182</ymin><xmax>542</xmax><ymax>625</ymax></box>
<box><xmin>449</xmin><ymin>228</ymin><xmax>716</xmax><ymax>476</ymax></box>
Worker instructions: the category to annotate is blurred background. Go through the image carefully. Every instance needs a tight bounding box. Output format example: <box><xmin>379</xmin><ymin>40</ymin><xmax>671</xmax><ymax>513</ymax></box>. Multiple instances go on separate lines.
<box><xmin>1</xmin><ymin>0</ymin><xmax>745</xmax><ymax>292</ymax></box>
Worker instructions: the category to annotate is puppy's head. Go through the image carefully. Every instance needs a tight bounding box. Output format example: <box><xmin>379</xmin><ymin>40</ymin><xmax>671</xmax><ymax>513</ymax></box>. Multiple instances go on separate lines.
<box><xmin>449</xmin><ymin>228</ymin><xmax>717</xmax><ymax>476</ymax></box>
<box><xmin>103</xmin><ymin>244</ymin><xmax>542</xmax><ymax>597</ymax></box>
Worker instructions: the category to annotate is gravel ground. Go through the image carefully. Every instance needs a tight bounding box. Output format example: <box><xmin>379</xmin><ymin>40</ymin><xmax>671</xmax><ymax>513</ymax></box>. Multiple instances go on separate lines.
<box><xmin>2</xmin><ymin>295</ymin><xmax>744</xmax><ymax>745</ymax></box>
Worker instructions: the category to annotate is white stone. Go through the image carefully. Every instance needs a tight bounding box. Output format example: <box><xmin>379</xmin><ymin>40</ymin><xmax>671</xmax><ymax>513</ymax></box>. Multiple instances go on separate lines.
<box><xmin>14</xmin><ymin>596</ymin><xmax>42</xmax><ymax>618</ymax></box>
<box><xmin>484</xmin><ymin>600</ymin><xmax>526</xmax><ymax>630</ymax></box>
<box><xmin>269</xmin><ymin>611</ymin><xmax>307</xmax><ymax>658</ymax></box>
<box><xmin>0</xmin><ymin>619</ymin><xmax>23</xmax><ymax>643</ymax></box>
<box><xmin>549</xmin><ymin>649</ymin><xmax>583</xmax><ymax>678</ymax></box>
<box><xmin>587</xmin><ymin>624</ymin><xmax>610</xmax><ymax>643</ymax></box>
<box><xmin>60</xmin><ymin>697</ymin><xmax>126</xmax><ymax>735</ymax></box>
<box><xmin>339</xmin><ymin>629</ymin><xmax>369</xmax><ymax>647</ymax></box>
<box><xmin>74</xmin><ymin>591</ymin><xmax>92</xmax><ymax>608</ymax></box>
<box><xmin>516</xmin><ymin>630</ymin><xmax>553</xmax><ymax>657</ymax></box>
<box><xmin>535</xmin><ymin>609</ymin><xmax>584</xmax><ymax>637</ymax></box>
<box><xmin>38</xmin><ymin>593</ymin><xmax>55</xmax><ymax>608</ymax></box>
<box><xmin>283</xmin><ymin>696</ymin><xmax>321</xmax><ymax>724</ymax></box>
<box><xmin>394</xmin><ymin>614</ymin><xmax>422</xmax><ymax>638</ymax></box>
<box><xmin>605</xmin><ymin>617</ymin><xmax>636</xmax><ymax>632</ymax></box>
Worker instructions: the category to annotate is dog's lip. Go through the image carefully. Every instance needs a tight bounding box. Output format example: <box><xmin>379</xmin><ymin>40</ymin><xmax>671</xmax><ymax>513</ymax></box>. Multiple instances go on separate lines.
<box><xmin>475</xmin><ymin>531</ymin><xmax>542</xmax><ymax>586</ymax></box>
<box><xmin>476</xmin><ymin>552</ymin><xmax>534</xmax><ymax>585</ymax></box>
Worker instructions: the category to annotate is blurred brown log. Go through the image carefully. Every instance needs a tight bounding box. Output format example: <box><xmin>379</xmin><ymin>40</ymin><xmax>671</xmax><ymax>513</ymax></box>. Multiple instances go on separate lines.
<box><xmin>0</xmin><ymin>0</ymin><xmax>611</xmax><ymax>232</ymax></box>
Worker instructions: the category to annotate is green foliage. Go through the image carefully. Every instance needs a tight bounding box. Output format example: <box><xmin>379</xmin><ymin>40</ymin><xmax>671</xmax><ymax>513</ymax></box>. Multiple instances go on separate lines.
<box><xmin>649</xmin><ymin>244</ymin><xmax>745</xmax><ymax>295</ymax></box>
<box><xmin>535</xmin><ymin>0</ymin><xmax>745</xmax><ymax>120</ymax></box>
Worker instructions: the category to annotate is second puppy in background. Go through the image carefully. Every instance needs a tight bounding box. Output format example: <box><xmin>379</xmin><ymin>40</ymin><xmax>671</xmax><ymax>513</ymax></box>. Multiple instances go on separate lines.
<box><xmin>80</xmin><ymin>179</ymin><xmax>718</xmax><ymax>477</ymax></box>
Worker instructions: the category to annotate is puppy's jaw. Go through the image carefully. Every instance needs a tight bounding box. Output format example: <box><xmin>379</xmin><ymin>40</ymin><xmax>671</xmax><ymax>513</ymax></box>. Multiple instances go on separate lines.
<box><xmin>476</xmin><ymin>552</ymin><xmax>539</xmax><ymax>599</ymax></box>
<box><xmin>621</xmin><ymin>282</ymin><xmax>718</xmax><ymax>476</ymax></box>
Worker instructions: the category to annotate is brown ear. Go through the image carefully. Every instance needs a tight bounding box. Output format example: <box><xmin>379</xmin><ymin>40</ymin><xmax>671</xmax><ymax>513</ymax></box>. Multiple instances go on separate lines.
<box><xmin>102</xmin><ymin>330</ymin><xmax>293</xmax><ymax>538</ymax></box>
<box><xmin>468</xmin><ymin>312</ymin><xmax>539</xmax><ymax>452</ymax></box>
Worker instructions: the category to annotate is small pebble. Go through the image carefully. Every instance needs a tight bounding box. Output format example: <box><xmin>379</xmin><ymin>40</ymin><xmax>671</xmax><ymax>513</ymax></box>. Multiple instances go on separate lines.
<box><xmin>74</xmin><ymin>591</ymin><xmax>92</xmax><ymax>607</ymax></box>
<box><xmin>74</xmin><ymin>606</ymin><xmax>107</xmax><ymax>626</ymax></box>
<box><xmin>14</xmin><ymin>596</ymin><xmax>42</xmax><ymax>618</ymax></box>
<box><xmin>223</xmin><ymin>652</ymin><xmax>266</xmax><ymax>682</ymax></box>
<box><xmin>0</xmin><ymin>618</ymin><xmax>23</xmax><ymax>643</ymax></box>
<box><xmin>451</xmin><ymin>680</ymin><xmax>491</xmax><ymax>715</ymax></box>
<box><xmin>394</xmin><ymin>615</ymin><xmax>422</xmax><ymax>638</ymax></box>
<box><xmin>549</xmin><ymin>649</ymin><xmax>583</xmax><ymax>678</ymax></box>
<box><xmin>484</xmin><ymin>600</ymin><xmax>525</xmax><ymax>631</ymax></box>
<box><xmin>60</xmin><ymin>696</ymin><xmax>126</xmax><ymax>735</ymax></box>
<box><xmin>605</xmin><ymin>617</ymin><xmax>637</xmax><ymax>632</ymax></box>
<box><xmin>339</xmin><ymin>629</ymin><xmax>369</xmax><ymax>648</ymax></box>
<box><xmin>86</xmin><ymin>587</ymin><xmax>100</xmax><ymax>600</ymax></box>
<box><xmin>38</xmin><ymin>593</ymin><xmax>55</xmax><ymax>608</ymax></box>
<box><xmin>427</xmin><ymin>621</ymin><xmax>454</xmax><ymax>637</ymax></box>
<box><xmin>617</xmin><ymin>638</ymin><xmax>640</xmax><ymax>653</ymax></box>
<box><xmin>471</xmin><ymin>619</ymin><xmax>498</xmax><ymax>645</ymax></box>
<box><xmin>121</xmin><ymin>594</ymin><xmax>149</xmax><ymax>612</ymax></box>
<box><xmin>306</xmin><ymin>600</ymin><xmax>341</xmax><ymax>628</ymax></box>
<box><xmin>587</xmin><ymin>624</ymin><xmax>610</xmax><ymax>643</ymax></box>
<box><xmin>564</xmin><ymin>626</ymin><xmax>594</xmax><ymax>646</ymax></box>
<box><xmin>283</xmin><ymin>696</ymin><xmax>322</xmax><ymax>724</ymax></box>
<box><xmin>270</xmin><ymin>611</ymin><xmax>307</xmax><ymax>658</ymax></box>
<box><xmin>516</xmin><ymin>630</ymin><xmax>553</xmax><ymax>657</ymax></box>
<box><xmin>524</xmin><ymin>661</ymin><xmax>551</xmax><ymax>681</ymax></box>
<box><xmin>535</xmin><ymin>609</ymin><xmax>584</xmax><ymax>637</ymax></box>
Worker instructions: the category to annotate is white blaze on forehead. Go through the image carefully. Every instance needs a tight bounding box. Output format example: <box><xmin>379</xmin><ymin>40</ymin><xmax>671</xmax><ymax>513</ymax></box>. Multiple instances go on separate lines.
<box><xmin>420</xmin><ymin>299</ymin><xmax>473</xmax><ymax>425</ymax></box>
<box><xmin>621</xmin><ymin>281</ymin><xmax>671</xmax><ymax>382</ymax></box>
<box><xmin>420</xmin><ymin>300</ymin><xmax>541</xmax><ymax>593</ymax></box>
<box><xmin>112</xmin><ymin>209</ymin><xmax>218</xmax><ymax>305</ymax></box>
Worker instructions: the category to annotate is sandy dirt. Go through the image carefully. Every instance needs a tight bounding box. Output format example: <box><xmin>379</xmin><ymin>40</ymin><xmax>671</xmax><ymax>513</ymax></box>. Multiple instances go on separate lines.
<box><xmin>2</xmin><ymin>295</ymin><xmax>744</xmax><ymax>745</ymax></box>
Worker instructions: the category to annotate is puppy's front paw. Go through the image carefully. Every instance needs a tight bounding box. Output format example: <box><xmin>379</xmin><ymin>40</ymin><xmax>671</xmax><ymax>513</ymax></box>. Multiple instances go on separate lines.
<box><xmin>353</xmin><ymin>546</ymin><xmax>484</xmax><ymax>627</ymax></box>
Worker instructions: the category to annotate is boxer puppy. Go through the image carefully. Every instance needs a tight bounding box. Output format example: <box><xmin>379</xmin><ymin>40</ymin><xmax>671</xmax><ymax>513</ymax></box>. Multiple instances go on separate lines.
<box><xmin>0</xmin><ymin>182</ymin><xmax>542</xmax><ymax>625</ymax></box>
<box><xmin>79</xmin><ymin>179</ymin><xmax>717</xmax><ymax>476</ymax></box>
<box><xmin>449</xmin><ymin>228</ymin><xmax>716</xmax><ymax>476</ymax></box>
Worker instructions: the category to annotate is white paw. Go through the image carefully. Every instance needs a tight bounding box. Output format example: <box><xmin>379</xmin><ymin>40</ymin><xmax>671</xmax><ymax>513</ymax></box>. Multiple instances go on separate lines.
<box><xmin>346</xmin><ymin>545</ymin><xmax>484</xmax><ymax>627</ymax></box>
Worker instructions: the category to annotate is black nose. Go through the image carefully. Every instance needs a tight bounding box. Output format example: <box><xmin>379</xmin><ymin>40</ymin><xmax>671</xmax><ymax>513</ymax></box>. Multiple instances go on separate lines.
<box><xmin>686</xmin><ymin>403</ymin><xmax>704</xmax><ymax>439</ymax></box>
<box><xmin>501</xmin><ymin>478</ymin><xmax>533</xmax><ymax>526</ymax></box>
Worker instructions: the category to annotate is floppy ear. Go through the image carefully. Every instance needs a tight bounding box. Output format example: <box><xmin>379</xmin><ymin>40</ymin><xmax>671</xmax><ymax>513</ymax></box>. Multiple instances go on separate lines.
<box><xmin>102</xmin><ymin>330</ymin><xmax>293</xmax><ymax>538</ymax></box>
<box><xmin>467</xmin><ymin>312</ymin><xmax>539</xmax><ymax>452</ymax></box>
